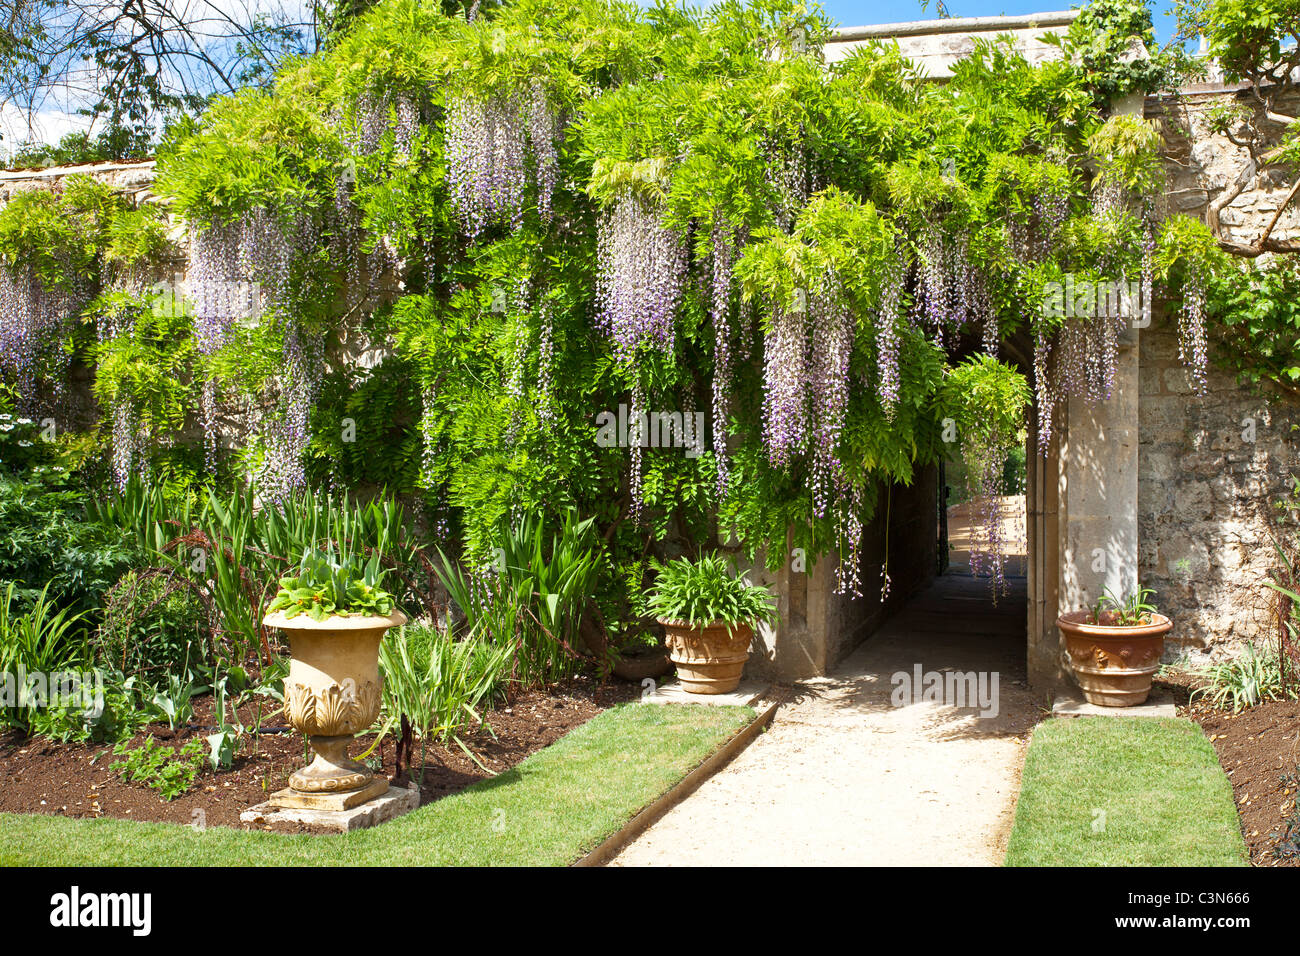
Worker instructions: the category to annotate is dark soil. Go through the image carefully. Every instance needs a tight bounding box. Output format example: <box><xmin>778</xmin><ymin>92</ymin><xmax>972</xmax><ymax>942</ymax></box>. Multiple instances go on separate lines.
<box><xmin>0</xmin><ymin>676</ymin><xmax>639</xmax><ymax>832</ymax></box>
<box><xmin>1160</xmin><ymin>670</ymin><xmax>1300</xmax><ymax>867</ymax></box>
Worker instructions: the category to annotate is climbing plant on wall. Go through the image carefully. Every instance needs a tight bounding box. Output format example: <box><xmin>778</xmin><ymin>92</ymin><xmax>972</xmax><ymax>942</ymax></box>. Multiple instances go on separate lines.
<box><xmin>0</xmin><ymin>0</ymin><xmax>1217</xmax><ymax>612</ymax></box>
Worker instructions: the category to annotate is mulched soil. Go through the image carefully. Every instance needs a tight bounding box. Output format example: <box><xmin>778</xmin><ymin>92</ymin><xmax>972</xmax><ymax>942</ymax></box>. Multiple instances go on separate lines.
<box><xmin>1159</xmin><ymin>670</ymin><xmax>1300</xmax><ymax>867</ymax></box>
<box><xmin>0</xmin><ymin>675</ymin><xmax>639</xmax><ymax>832</ymax></box>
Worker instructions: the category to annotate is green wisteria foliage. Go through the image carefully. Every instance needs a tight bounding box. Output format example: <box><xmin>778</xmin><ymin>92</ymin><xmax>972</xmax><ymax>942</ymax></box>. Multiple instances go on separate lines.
<box><xmin>0</xmin><ymin>0</ymin><xmax>1215</xmax><ymax>606</ymax></box>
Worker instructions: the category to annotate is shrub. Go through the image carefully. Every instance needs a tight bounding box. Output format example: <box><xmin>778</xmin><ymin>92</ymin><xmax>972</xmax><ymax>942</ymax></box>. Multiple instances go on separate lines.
<box><xmin>0</xmin><ymin>473</ymin><xmax>138</xmax><ymax>622</ymax></box>
<box><xmin>0</xmin><ymin>583</ymin><xmax>89</xmax><ymax>735</ymax></box>
<box><xmin>95</xmin><ymin>570</ymin><xmax>209</xmax><ymax>679</ymax></box>
<box><xmin>646</xmin><ymin>553</ymin><xmax>777</xmax><ymax>632</ymax></box>
<box><xmin>437</xmin><ymin>509</ymin><xmax>602</xmax><ymax>687</ymax></box>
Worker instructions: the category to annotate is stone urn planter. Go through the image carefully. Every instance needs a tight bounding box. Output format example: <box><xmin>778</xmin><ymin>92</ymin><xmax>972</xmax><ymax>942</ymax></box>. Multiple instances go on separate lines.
<box><xmin>1057</xmin><ymin>610</ymin><xmax>1172</xmax><ymax>707</ymax></box>
<box><xmin>264</xmin><ymin>609</ymin><xmax>407</xmax><ymax>803</ymax></box>
<box><xmin>660</xmin><ymin>619</ymin><xmax>754</xmax><ymax>695</ymax></box>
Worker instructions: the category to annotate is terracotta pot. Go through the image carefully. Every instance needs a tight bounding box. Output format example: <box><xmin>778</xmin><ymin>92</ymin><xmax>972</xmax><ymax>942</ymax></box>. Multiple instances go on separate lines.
<box><xmin>1057</xmin><ymin>610</ymin><xmax>1172</xmax><ymax>707</ymax></box>
<box><xmin>660</xmin><ymin>619</ymin><xmax>753</xmax><ymax>694</ymax></box>
<box><xmin>264</xmin><ymin>609</ymin><xmax>407</xmax><ymax>794</ymax></box>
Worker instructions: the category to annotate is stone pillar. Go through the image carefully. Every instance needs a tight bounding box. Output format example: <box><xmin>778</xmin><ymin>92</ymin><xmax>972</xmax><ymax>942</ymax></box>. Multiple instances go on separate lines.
<box><xmin>1059</xmin><ymin>343</ymin><xmax>1142</xmax><ymax>610</ymax></box>
<box><xmin>1025</xmin><ymin>82</ymin><xmax>1147</xmax><ymax>691</ymax></box>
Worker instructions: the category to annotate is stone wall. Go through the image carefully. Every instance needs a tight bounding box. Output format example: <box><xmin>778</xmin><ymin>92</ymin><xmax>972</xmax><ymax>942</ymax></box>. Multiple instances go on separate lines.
<box><xmin>1135</xmin><ymin>87</ymin><xmax>1300</xmax><ymax>662</ymax></box>
<box><xmin>826</xmin><ymin>11</ymin><xmax>1078</xmax><ymax>78</ymax></box>
<box><xmin>0</xmin><ymin>158</ymin><xmax>158</xmax><ymax>203</ymax></box>
<box><xmin>1137</xmin><ymin>313</ymin><xmax>1297</xmax><ymax>661</ymax></box>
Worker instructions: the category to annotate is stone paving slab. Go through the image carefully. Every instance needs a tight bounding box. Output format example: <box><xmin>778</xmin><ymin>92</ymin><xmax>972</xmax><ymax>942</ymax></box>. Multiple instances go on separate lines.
<box><xmin>638</xmin><ymin>680</ymin><xmax>770</xmax><ymax>708</ymax></box>
<box><xmin>1051</xmin><ymin>688</ymin><xmax>1177</xmax><ymax>719</ymax></box>
<box><xmin>241</xmin><ymin>782</ymin><xmax>419</xmax><ymax>833</ymax></box>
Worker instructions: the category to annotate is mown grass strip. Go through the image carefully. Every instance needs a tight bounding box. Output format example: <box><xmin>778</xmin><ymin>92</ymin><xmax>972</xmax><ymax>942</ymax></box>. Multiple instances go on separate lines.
<box><xmin>1005</xmin><ymin>716</ymin><xmax>1248</xmax><ymax>867</ymax></box>
<box><xmin>0</xmin><ymin>702</ymin><xmax>754</xmax><ymax>867</ymax></box>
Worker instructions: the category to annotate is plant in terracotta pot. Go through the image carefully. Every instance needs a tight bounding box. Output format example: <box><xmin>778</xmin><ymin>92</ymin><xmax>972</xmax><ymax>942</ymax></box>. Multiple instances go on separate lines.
<box><xmin>647</xmin><ymin>553</ymin><xmax>777</xmax><ymax>695</ymax></box>
<box><xmin>263</xmin><ymin>546</ymin><xmax>406</xmax><ymax>802</ymax></box>
<box><xmin>1057</xmin><ymin>586</ymin><xmax>1171</xmax><ymax>707</ymax></box>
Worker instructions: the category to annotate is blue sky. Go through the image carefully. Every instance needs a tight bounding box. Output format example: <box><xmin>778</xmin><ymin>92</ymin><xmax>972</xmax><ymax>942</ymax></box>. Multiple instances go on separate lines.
<box><xmin>820</xmin><ymin>1</ymin><xmax>1182</xmax><ymax>45</ymax></box>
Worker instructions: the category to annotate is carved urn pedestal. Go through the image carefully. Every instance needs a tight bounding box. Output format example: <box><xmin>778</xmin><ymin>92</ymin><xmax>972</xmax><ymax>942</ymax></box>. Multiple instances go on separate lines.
<box><xmin>263</xmin><ymin>609</ymin><xmax>407</xmax><ymax>811</ymax></box>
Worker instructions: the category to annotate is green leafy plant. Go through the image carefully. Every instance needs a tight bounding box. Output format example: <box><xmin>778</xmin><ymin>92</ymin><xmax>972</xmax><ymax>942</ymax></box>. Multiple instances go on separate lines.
<box><xmin>376</xmin><ymin>623</ymin><xmax>514</xmax><ymax>779</ymax></box>
<box><xmin>1088</xmin><ymin>586</ymin><xmax>1160</xmax><ymax>626</ymax></box>
<box><xmin>268</xmin><ymin>546</ymin><xmax>397</xmax><ymax>621</ymax></box>
<box><xmin>1193</xmin><ymin>642</ymin><xmax>1292</xmax><ymax>712</ymax></box>
<box><xmin>646</xmin><ymin>553</ymin><xmax>777</xmax><ymax>632</ymax></box>
<box><xmin>0</xmin><ymin>474</ymin><xmax>139</xmax><ymax>622</ymax></box>
<box><xmin>436</xmin><ymin>510</ymin><xmax>604</xmax><ymax>687</ymax></box>
<box><xmin>110</xmin><ymin>737</ymin><xmax>208</xmax><ymax>800</ymax></box>
<box><xmin>95</xmin><ymin>570</ymin><xmax>208</xmax><ymax>680</ymax></box>
<box><xmin>146</xmin><ymin>673</ymin><xmax>199</xmax><ymax>731</ymax></box>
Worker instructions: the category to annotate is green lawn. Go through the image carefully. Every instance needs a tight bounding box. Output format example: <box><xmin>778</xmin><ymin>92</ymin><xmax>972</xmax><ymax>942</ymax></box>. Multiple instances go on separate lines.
<box><xmin>0</xmin><ymin>702</ymin><xmax>754</xmax><ymax>866</ymax></box>
<box><xmin>1005</xmin><ymin>717</ymin><xmax>1248</xmax><ymax>867</ymax></box>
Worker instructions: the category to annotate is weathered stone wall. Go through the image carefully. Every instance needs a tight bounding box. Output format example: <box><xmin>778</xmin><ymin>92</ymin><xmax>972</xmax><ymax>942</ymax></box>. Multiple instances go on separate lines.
<box><xmin>826</xmin><ymin>11</ymin><xmax>1078</xmax><ymax>78</ymax></box>
<box><xmin>1140</xmin><ymin>88</ymin><xmax>1300</xmax><ymax>661</ymax></box>
<box><xmin>0</xmin><ymin>158</ymin><xmax>158</xmax><ymax>204</ymax></box>
<box><xmin>1137</xmin><ymin>312</ymin><xmax>1297</xmax><ymax>661</ymax></box>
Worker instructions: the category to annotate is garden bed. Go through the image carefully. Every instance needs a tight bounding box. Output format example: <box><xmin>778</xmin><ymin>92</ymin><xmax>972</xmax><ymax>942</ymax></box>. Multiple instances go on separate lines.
<box><xmin>0</xmin><ymin>675</ymin><xmax>638</xmax><ymax>831</ymax></box>
<box><xmin>0</xmin><ymin>703</ymin><xmax>754</xmax><ymax>866</ymax></box>
<box><xmin>1157</xmin><ymin>671</ymin><xmax>1300</xmax><ymax>867</ymax></box>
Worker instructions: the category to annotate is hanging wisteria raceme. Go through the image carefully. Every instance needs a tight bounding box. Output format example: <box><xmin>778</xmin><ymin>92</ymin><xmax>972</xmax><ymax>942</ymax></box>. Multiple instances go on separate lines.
<box><xmin>1178</xmin><ymin>271</ymin><xmax>1209</xmax><ymax>395</ymax></box>
<box><xmin>1033</xmin><ymin>328</ymin><xmax>1057</xmax><ymax>455</ymax></box>
<box><xmin>629</xmin><ymin>379</ymin><xmax>647</xmax><ymax>525</ymax></box>
<box><xmin>710</xmin><ymin>215</ymin><xmax>738</xmax><ymax>495</ymax></box>
<box><xmin>1091</xmin><ymin>175</ymin><xmax>1127</xmax><ymax>220</ymax></box>
<box><xmin>188</xmin><ymin>217</ymin><xmax>255</xmax><ymax>355</ymax></box>
<box><xmin>536</xmin><ymin>298</ymin><xmax>557</xmax><ymax>422</ymax></box>
<box><xmin>445</xmin><ymin>93</ymin><xmax>529</xmax><ymax>238</ymax></box>
<box><xmin>833</xmin><ymin>479</ymin><xmax>866</xmax><ymax>598</ymax></box>
<box><xmin>967</xmin><ymin>448</ymin><xmax>1012</xmax><ymax>600</ymax></box>
<box><xmin>0</xmin><ymin>262</ymin><xmax>82</xmax><ymax>416</ymax></box>
<box><xmin>807</xmin><ymin>277</ymin><xmax>854</xmax><ymax>523</ymax></box>
<box><xmin>526</xmin><ymin>82</ymin><xmax>562</xmax><ymax>223</ymax></box>
<box><xmin>200</xmin><ymin>379</ymin><xmax>220</xmax><ymax>475</ymax></box>
<box><xmin>505</xmin><ymin>313</ymin><xmax>531</xmax><ymax>447</ymax></box>
<box><xmin>758</xmin><ymin>274</ymin><xmax>867</xmax><ymax>596</ymax></box>
<box><xmin>761</xmin><ymin>301</ymin><xmax>809</xmax><ymax>468</ymax></box>
<box><xmin>1055</xmin><ymin>306</ymin><xmax>1122</xmax><ymax>407</ymax></box>
<box><xmin>876</xmin><ymin>248</ymin><xmax>904</xmax><ymax>416</ymax></box>
<box><xmin>110</xmin><ymin>399</ymin><xmax>141</xmax><ymax>491</ymax></box>
<box><xmin>238</xmin><ymin>207</ymin><xmax>306</xmax><ymax>316</ymax></box>
<box><xmin>595</xmin><ymin>188</ymin><xmax>687</xmax><ymax>361</ymax></box>
<box><xmin>1140</xmin><ymin>202</ymin><xmax>1156</xmax><ymax>333</ymax></box>
<box><xmin>911</xmin><ymin>227</ymin><xmax>952</xmax><ymax>346</ymax></box>
<box><xmin>761</xmin><ymin>135</ymin><xmax>810</xmax><ymax>233</ymax></box>
<box><xmin>978</xmin><ymin>274</ymin><xmax>999</xmax><ymax>357</ymax></box>
<box><xmin>353</xmin><ymin>90</ymin><xmax>421</xmax><ymax>156</ymax></box>
<box><xmin>1031</xmin><ymin>190</ymin><xmax>1070</xmax><ymax>261</ymax></box>
<box><xmin>417</xmin><ymin>385</ymin><xmax>453</xmax><ymax>544</ymax></box>
<box><xmin>189</xmin><ymin>205</ymin><xmax>314</xmax><ymax>479</ymax></box>
<box><xmin>258</xmin><ymin>321</ymin><xmax>325</xmax><ymax>502</ymax></box>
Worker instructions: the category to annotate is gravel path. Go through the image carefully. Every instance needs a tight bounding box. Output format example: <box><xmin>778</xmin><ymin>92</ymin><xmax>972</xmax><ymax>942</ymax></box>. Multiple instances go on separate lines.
<box><xmin>610</xmin><ymin>572</ymin><xmax>1042</xmax><ymax>867</ymax></box>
